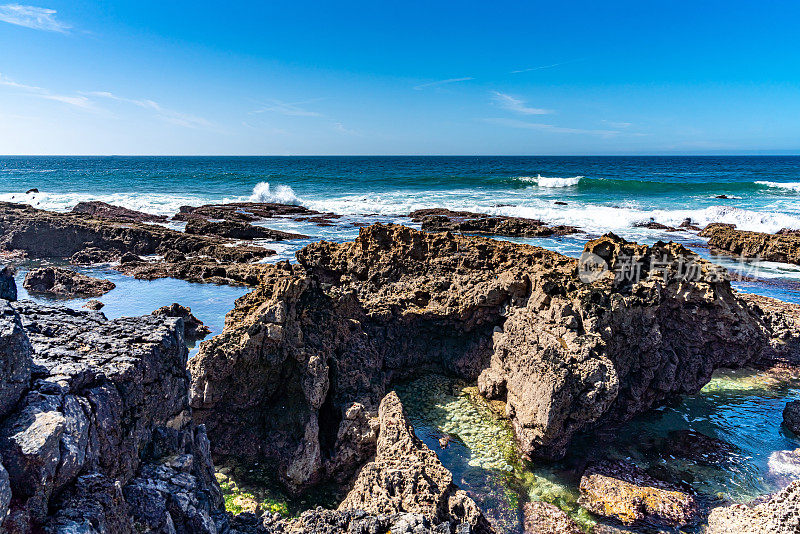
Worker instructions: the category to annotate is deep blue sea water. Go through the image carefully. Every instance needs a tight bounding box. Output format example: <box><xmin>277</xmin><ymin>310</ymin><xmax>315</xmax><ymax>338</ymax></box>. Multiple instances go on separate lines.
<box><xmin>3</xmin><ymin>156</ymin><xmax>800</xmax><ymax>528</ymax></box>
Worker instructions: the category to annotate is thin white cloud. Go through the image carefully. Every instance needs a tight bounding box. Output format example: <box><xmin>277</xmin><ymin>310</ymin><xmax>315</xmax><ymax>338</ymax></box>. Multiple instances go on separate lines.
<box><xmin>602</xmin><ymin>120</ymin><xmax>632</xmax><ymax>129</ymax></box>
<box><xmin>253</xmin><ymin>99</ymin><xmax>324</xmax><ymax>117</ymax></box>
<box><xmin>88</xmin><ymin>91</ymin><xmax>212</xmax><ymax>128</ymax></box>
<box><xmin>485</xmin><ymin>117</ymin><xmax>620</xmax><ymax>137</ymax></box>
<box><xmin>510</xmin><ymin>59</ymin><xmax>584</xmax><ymax>74</ymax></box>
<box><xmin>491</xmin><ymin>91</ymin><xmax>551</xmax><ymax>115</ymax></box>
<box><xmin>0</xmin><ymin>3</ymin><xmax>69</xmax><ymax>32</ymax></box>
<box><xmin>0</xmin><ymin>73</ymin><xmax>97</xmax><ymax>110</ymax></box>
<box><xmin>413</xmin><ymin>77</ymin><xmax>474</xmax><ymax>90</ymax></box>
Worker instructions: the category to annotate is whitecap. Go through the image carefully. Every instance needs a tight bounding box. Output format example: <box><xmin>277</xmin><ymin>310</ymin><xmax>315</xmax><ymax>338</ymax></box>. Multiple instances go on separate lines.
<box><xmin>515</xmin><ymin>175</ymin><xmax>583</xmax><ymax>187</ymax></box>
<box><xmin>755</xmin><ymin>181</ymin><xmax>800</xmax><ymax>192</ymax></box>
<box><xmin>247</xmin><ymin>182</ymin><xmax>303</xmax><ymax>205</ymax></box>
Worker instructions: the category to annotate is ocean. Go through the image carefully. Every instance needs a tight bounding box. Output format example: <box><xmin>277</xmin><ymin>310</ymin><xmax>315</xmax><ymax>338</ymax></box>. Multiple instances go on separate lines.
<box><xmin>3</xmin><ymin>155</ymin><xmax>800</xmax><ymax>528</ymax></box>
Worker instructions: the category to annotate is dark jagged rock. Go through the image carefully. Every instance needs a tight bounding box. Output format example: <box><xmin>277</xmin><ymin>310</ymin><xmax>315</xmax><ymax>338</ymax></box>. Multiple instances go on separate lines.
<box><xmin>664</xmin><ymin>429</ymin><xmax>738</xmax><ymax>465</ymax></box>
<box><xmin>153</xmin><ymin>303</ymin><xmax>212</xmax><ymax>342</ymax></box>
<box><xmin>702</xmin><ymin>224</ymin><xmax>800</xmax><ymax>265</ymax></box>
<box><xmin>0</xmin><ymin>265</ymin><xmax>16</xmax><ymax>301</ymax></box>
<box><xmin>578</xmin><ymin>460</ymin><xmax>700</xmax><ymax>527</ymax></box>
<box><xmin>706</xmin><ymin>480</ymin><xmax>800</xmax><ymax>534</ymax></box>
<box><xmin>522</xmin><ymin>501</ymin><xmax>581</xmax><ymax>534</ymax></box>
<box><xmin>339</xmin><ymin>392</ymin><xmax>493</xmax><ymax>533</ymax></box>
<box><xmin>25</xmin><ymin>189</ymin><xmax>38</xmax><ymax>195</ymax></box>
<box><xmin>23</xmin><ymin>266</ymin><xmax>116</xmax><ymax>297</ymax></box>
<box><xmin>189</xmin><ymin>224</ymin><xmax>778</xmax><ymax>497</ymax></box>
<box><xmin>0</xmin><ymin>302</ymin><xmax>32</xmax><ymax>419</ymax></box>
<box><xmin>175</xmin><ymin>202</ymin><xmax>340</xmax><ymax>226</ymax></box>
<box><xmin>0</xmin><ymin>300</ymin><xmax>227</xmax><ymax>532</ymax></box>
<box><xmin>784</xmin><ymin>401</ymin><xmax>800</xmax><ymax>435</ymax></box>
<box><xmin>409</xmin><ymin>208</ymin><xmax>578</xmax><ymax>237</ymax></box>
<box><xmin>255</xmin><ymin>508</ymin><xmax>455</xmax><ymax>534</ymax></box>
<box><xmin>71</xmin><ymin>201</ymin><xmax>167</xmax><ymax>223</ymax></box>
<box><xmin>185</xmin><ymin>218</ymin><xmax>308</xmax><ymax>241</ymax></box>
<box><xmin>0</xmin><ymin>202</ymin><xmax>274</xmax><ymax>285</ymax></box>
<box><xmin>633</xmin><ymin>220</ymin><xmax>679</xmax><ymax>231</ymax></box>
<box><xmin>69</xmin><ymin>247</ymin><xmax>119</xmax><ymax>265</ymax></box>
<box><xmin>738</xmin><ymin>293</ymin><xmax>800</xmax><ymax>366</ymax></box>
<box><xmin>118</xmin><ymin>259</ymin><xmax>272</xmax><ymax>287</ymax></box>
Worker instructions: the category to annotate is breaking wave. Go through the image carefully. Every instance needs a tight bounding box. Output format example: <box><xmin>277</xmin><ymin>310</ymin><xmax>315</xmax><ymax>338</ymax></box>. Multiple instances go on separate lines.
<box><xmin>247</xmin><ymin>182</ymin><xmax>303</xmax><ymax>205</ymax></box>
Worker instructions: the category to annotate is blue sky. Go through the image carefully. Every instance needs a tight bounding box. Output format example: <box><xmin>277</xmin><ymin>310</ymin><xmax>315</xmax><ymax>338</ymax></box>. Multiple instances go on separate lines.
<box><xmin>0</xmin><ymin>1</ymin><xmax>798</xmax><ymax>155</ymax></box>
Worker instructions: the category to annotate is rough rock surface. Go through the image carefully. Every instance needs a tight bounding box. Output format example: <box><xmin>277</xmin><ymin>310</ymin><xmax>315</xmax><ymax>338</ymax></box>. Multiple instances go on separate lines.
<box><xmin>578</xmin><ymin>460</ymin><xmax>700</xmax><ymax>527</ymax></box>
<box><xmin>184</xmin><ymin>218</ymin><xmax>308</xmax><ymax>241</ymax></box>
<box><xmin>522</xmin><ymin>501</ymin><xmax>582</xmax><ymax>534</ymax></box>
<box><xmin>702</xmin><ymin>224</ymin><xmax>800</xmax><ymax>265</ymax></box>
<box><xmin>254</xmin><ymin>509</ymin><xmax>459</xmax><ymax>534</ymax></box>
<box><xmin>784</xmin><ymin>401</ymin><xmax>800</xmax><ymax>435</ymax></box>
<box><xmin>0</xmin><ymin>302</ymin><xmax>32</xmax><ymax>420</ymax></box>
<box><xmin>706</xmin><ymin>480</ymin><xmax>800</xmax><ymax>534</ymax></box>
<box><xmin>71</xmin><ymin>201</ymin><xmax>167</xmax><ymax>223</ymax></box>
<box><xmin>0</xmin><ymin>202</ymin><xmax>274</xmax><ymax>285</ymax></box>
<box><xmin>153</xmin><ymin>302</ymin><xmax>212</xmax><ymax>342</ymax></box>
<box><xmin>409</xmin><ymin>208</ymin><xmax>578</xmax><ymax>237</ymax></box>
<box><xmin>0</xmin><ymin>295</ymin><xmax>227</xmax><ymax>532</ymax></box>
<box><xmin>175</xmin><ymin>202</ymin><xmax>341</xmax><ymax>226</ymax></box>
<box><xmin>0</xmin><ymin>266</ymin><xmax>16</xmax><ymax>301</ymax></box>
<box><xmin>23</xmin><ymin>266</ymin><xmax>116</xmax><ymax>297</ymax></box>
<box><xmin>189</xmin><ymin>224</ymin><xmax>778</xmax><ymax>497</ymax></box>
<box><xmin>738</xmin><ymin>293</ymin><xmax>800</xmax><ymax>366</ymax></box>
<box><xmin>339</xmin><ymin>392</ymin><xmax>492</xmax><ymax>533</ymax></box>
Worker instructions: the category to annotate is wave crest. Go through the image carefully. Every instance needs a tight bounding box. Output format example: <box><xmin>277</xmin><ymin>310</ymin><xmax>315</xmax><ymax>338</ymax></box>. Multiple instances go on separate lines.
<box><xmin>516</xmin><ymin>175</ymin><xmax>583</xmax><ymax>188</ymax></box>
<box><xmin>248</xmin><ymin>182</ymin><xmax>302</xmax><ymax>205</ymax></box>
<box><xmin>755</xmin><ymin>181</ymin><xmax>800</xmax><ymax>192</ymax></box>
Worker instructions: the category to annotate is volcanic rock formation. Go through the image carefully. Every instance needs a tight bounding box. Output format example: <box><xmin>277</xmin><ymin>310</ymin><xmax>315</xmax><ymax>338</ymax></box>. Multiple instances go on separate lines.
<box><xmin>189</xmin><ymin>224</ymin><xmax>778</xmax><ymax>497</ymax></box>
<box><xmin>409</xmin><ymin>208</ymin><xmax>578</xmax><ymax>237</ymax></box>
<box><xmin>23</xmin><ymin>266</ymin><xmax>116</xmax><ymax>297</ymax></box>
<box><xmin>702</xmin><ymin>224</ymin><xmax>800</xmax><ymax>265</ymax></box>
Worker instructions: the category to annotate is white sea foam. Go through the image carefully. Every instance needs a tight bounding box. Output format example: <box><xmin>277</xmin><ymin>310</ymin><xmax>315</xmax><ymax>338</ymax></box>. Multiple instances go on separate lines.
<box><xmin>516</xmin><ymin>175</ymin><xmax>583</xmax><ymax>187</ymax></box>
<box><xmin>247</xmin><ymin>182</ymin><xmax>302</xmax><ymax>205</ymax></box>
<box><xmin>0</xmin><ymin>190</ymin><xmax>207</xmax><ymax>216</ymax></box>
<box><xmin>755</xmin><ymin>181</ymin><xmax>800</xmax><ymax>192</ymax></box>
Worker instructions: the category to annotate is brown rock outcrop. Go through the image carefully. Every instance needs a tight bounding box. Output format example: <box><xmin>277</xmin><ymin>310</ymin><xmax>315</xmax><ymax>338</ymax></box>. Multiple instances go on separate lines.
<box><xmin>153</xmin><ymin>302</ymin><xmax>212</xmax><ymax>342</ymax></box>
<box><xmin>71</xmin><ymin>201</ymin><xmax>167</xmax><ymax>223</ymax></box>
<box><xmin>706</xmin><ymin>480</ymin><xmax>800</xmax><ymax>534</ymax></box>
<box><xmin>189</xmin><ymin>224</ymin><xmax>779</xmax><ymax>497</ymax></box>
<box><xmin>702</xmin><ymin>224</ymin><xmax>800</xmax><ymax>265</ymax></box>
<box><xmin>578</xmin><ymin>460</ymin><xmax>700</xmax><ymax>527</ymax></box>
<box><xmin>339</xmin><ymin>392</ymin><xmax>492</xmax><ymax>533</ymax></box>
<box><xmin>23</xmin><ymin>266</ymin><xmax>116</xmax><ymax>297</ymax></box>
<box><xmin>410</xmin><ymin>208</ymin><xmax>578</xmax><ymax>237</ymax></box>
<box><xmin>175</xmin><ymin>202</ymin><xmax>340</xmax><ymax>226</ymax></box>
<box><xmin>184</xmin><ymin>218</ymin><xmax>308</xmax><ymax>241</ymax></box>
<box><xmin>522</xmin><ymin>501</ymin><xmax>582</xmax><ymax>534</ymax></box>
<box><xmin>0</xmin><ymin>202</ymin><xmax>274</xmax><ymax>285</ymax></box>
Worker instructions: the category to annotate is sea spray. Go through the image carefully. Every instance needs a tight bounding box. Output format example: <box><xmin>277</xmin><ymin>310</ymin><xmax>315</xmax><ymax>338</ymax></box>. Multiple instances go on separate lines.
<box><xmin>248</xmin><ymin>181</ymin><xmax>303</xmax><ymax>205</ymax></box>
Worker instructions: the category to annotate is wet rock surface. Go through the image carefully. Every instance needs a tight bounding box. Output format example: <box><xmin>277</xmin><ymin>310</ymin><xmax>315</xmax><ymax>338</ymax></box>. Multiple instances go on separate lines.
<box><xmin>71</xmin><ymin>200</ymin><xmax>167</xmax><ymax>223</ymax></box>
<box><xmin>184</xmin><ymin>218</ymin><xmax>308</xmax><ymax>241</ymax></box>
<box><xmin>175</xmin><ymin>202</ymin><xmax>341</xmax><ymax>226</ymax></box>
<box><xmin>339</xmin><ymin>392</ymin><xmax>492</xmax><ymax>533</ymax></box>
<box><xmin>784</xmin><ymin>401</ymin><xmax>800</xmax><ymax>435</ymax></box>
<box><xmin>578</xmin><ymin>460</ymin><xmax>700</xmax><ymax>527</ymax></box>
<box><xmin>153</xmin><ymin>302</ymin><xmax>212</xmax><ymax>342</ymax></box>
<box><xmin>522</xmin><ymin>501</ymin><xmax>582</xmax><ymax>534</ymax></box>
<box><xmin>0</xmin><ymin>284</ymin><xmax>228</xmax><ymax>531</ymax></box>
<box><xmin>0</xmin><ymin>202</ymin><xmax>274</xmax><ymax>285</ymax></box>
<box><xmin>409</xmin><ymin>208</ymin><xmax>578</xmax><ymax>237</ymax></box>
<box><xmin>702</xmin><ymin>224</ymin><xmax>800</xmax><ymax>265</ymax></box>
<box><xmin>663</xmin><ymin>429</ymin><xmax>738</xmax><ymax>465</ymax></box>
<box><xmin>189</xmin><ymin>224</ymin><xmax>778</xmax><ymax>500</ymax></box>
<box><xmin>23</xmin><ymin>266</ymin><xmax>116</xmax><ymax>297</ymax></box>
<box><xmin>706</xmin><ymin>480</ymin><xmax>800</xmax><ymax>534</ymax></box>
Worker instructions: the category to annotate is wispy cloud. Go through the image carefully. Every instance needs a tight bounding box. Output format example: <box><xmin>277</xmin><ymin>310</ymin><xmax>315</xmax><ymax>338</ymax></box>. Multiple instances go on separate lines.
<box><xmin>253</xmin><ymin>99</ymin><xmax>324</xmax><ymax>117</ymax></box>
<box><xmin>413</xmin><ymin>77</ymin><xmax>474</xmax><ymax>90</ymax></box>
<box><xmin>602</xmin><ymin>120</ymin><xmax>632</xmax><ymax>129</ymax></box>
<box><xmin>88</xmin><ymin>91</ymin><xmax>212</xmax><ymax>128</ymax></box>
<box><xmin>0</xmin><ymin>73</ymin><xmax>97</xmax><ymax>110</ymax></box>
<box><xmin>0</xmin><ymin>4</ymin><xmax>70</xmax><ymax>32</ymax></box>
<box><xmin>510</xmin><ymin>59</ymin><xmax>584</xmax><ymax>74</ymax></box>
<box><xmin>484</xmin><ymin>117</ymin><xmax>620</xmax><ymax>137</ymax></box>
<box><xmin>491</xmin><ymin>91</ymin><xmax>551</xmax><ymax>115</ymax></box>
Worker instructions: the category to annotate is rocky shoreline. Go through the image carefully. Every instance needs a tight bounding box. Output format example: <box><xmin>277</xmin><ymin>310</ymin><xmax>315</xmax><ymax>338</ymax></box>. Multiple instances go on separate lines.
<box><xmin>1</xmin><ymin>201</ymin><xmax>800</xmax><ymax>533</ymax></box>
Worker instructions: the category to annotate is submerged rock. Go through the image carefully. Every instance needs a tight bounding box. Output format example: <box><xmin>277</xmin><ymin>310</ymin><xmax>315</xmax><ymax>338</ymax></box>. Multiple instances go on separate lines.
<box><xmin>784</xmin><ymin>401</ymin><xmax>800</xmax><ymax>435</ymax></box>
<box><xmin>578</xmin><ymin>460</ymin><xmax>700</xmax><ymax>527</ymax></box>
<box><xmin>71</xmin><ymin>200</ymin><xmax>167</xmax><ymax>223</ymax></box>
<box><xmin>522</xmin><ymin>501</ymin><xmax>582</xmax><ymax>534</ymax></box>
<box><xmin>23</xmin><ymin>266</ymin><xmax>116</xmax><ymax>297</ymax></box>
<box><xmin>664</xmin><ymin>429</ymin><xmax>738</xmax><ymax>465</ymax></box>
<box><xmin>410</xmin><ymin>208</ymin><xmax>578</xmax><ymax>237</ymax></box>
<box><xmin>189</xmin><ymin>224</ymin><xmax>781</xmax><ymax>496</ymax></box>
<box><xmin>339</xmin><ymin>392</ymin><xmax>493</xmax><ymax>533</ymax></box>
<box><xmin>702</xmin><ymin>224</ymin><xmax>800</xmax><ymax>265</ymax></box>
<box><xmin>153</xmin><ymin>302</ymin><xmax>212</xmax><ymax>342</ymax></box>
<box><xmin>706</xmin><ymin>480</ymin><xmax>800</xmax><ymax>534</ymax></box>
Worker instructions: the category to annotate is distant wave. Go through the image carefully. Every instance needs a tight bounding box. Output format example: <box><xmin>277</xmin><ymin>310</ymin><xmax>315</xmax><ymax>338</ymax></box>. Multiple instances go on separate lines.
<box><xmin>755</xmin><ymin>181</ymin><xmax>800</xmax><ymax>192</ymax></box>
<box><xmin>515</xmin><ymin>175</ymin><xmax>583</xmax><ymax>187</ymax></box>
<box><xmin>248</xmin><ymin>182</ymin><xmax>303</xmax><ymax>205</ymax></box>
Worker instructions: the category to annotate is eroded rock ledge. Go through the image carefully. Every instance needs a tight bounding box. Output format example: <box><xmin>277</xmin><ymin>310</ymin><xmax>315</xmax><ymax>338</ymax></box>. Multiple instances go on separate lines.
<box><xmin>189</xmin><ymin>224</ymin><xmax>782</xmax><ymax>497</ymax></box>
<box><xmin>702</xmin><ymin>224</ymin><xmax>800</xmax><ymax>265</ymax></box>
<box><xmin>409</xmin><ymin>208</ymin><xmax>579</xmax><ymax>237</ymax></box>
